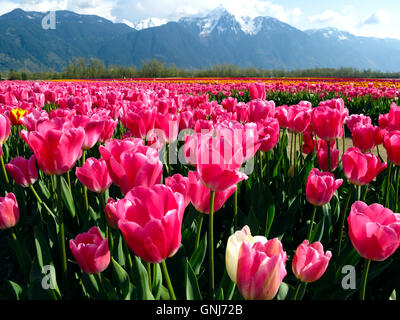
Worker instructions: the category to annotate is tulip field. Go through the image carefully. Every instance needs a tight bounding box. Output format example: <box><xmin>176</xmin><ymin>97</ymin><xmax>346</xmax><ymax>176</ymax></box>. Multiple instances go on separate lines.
<box><xmin>1</xmin><ymin>77</ymin><xmax>400</xmax><ymax>302</ymax></box>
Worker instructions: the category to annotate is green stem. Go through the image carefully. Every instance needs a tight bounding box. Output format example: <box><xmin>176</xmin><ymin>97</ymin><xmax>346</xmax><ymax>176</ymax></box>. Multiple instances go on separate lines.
<box><xmin>336</xmin><ymin>186</ymin><xmax>354</xmax><ymax>257</ymax></box>
<box><xmin>307</xmin><ymin>206</ymin><xmax>318</xmax><ymax>240</ymax></box>
<box><xmin>292</xmin><ymin>282</ymin><xmax>307</xmax><ymax>300</ymax></box>
<box><xmin>161</xmin><ymin>260</ymin><xmax>176</xmax><ymax>300</ymax></box>
<box><xmin>360</xmin><ymin>259</ymin><xmax>371</xmax><ymax>300</ymax></box>
<box><xmin>342</xmin><ymin>124</ymin><xmax>346</xmax><ymax>157</ymax></box>
<box><xmin>327</xmin><ymin>140</ymin><xmax>331</xmax><ymax>172</ymax></box>
<box><xmin>29</xmin><ymin>184</ymin><xmax>57</xmax><ymax>220</ymax></box>
<box><xmin>396</xmin><ymin>166</ymin><xmax>400</xmax><ymax>212</ymax></box>
<box><xmin>233</xmin><ymin>187</ymin><xmax>238</xmax><ymax>230</ymax></box>
<box><xmin>56</xmin><ymin>175</ymin><xmax>68</xmax><ymax>297</ymax></box>
<box><xmin>82</xmin><ymin>151</ymin><xmax>89</xmax><ymax>213</ymax></box>
<box><xmin>0</xmin><ymin>153</ymin><xmax>9</xmax><ymax>184</ymax></box>
<box><xmin>385</xmin><ymin>162</ymin><xmax>393</xmax><ymax>208</ymax></box>
<box><xmin>290</xmin><ymin>131</ymin><xmax>294</xmax><ymax>166</ymax></box>
<box><xmin>147</xmin><ymin>262</ymin><xmax>152</xmax><ymax>290</ymax></box>
<box><xmin>95</xmin><ymin>273</ymin><xmax>108</xmax><ymax>300</ymax></box>
<box><xmin>67</xmin><ymin>171</ymin><xmax>72</xmax><ymax>193</ymax></box>
<box><xmin>294</xmin><ymin>133</ymin><xmax>297</xmax><ymax>176</ymax></box>
<box><xmin>195</xmin><ymin>214</ymin><xmax>204</xmax><ymax>250</ymax></box>
<box><xmin>208</xmin><ymin>190</ymin><xmax>216</xmax><ymax>299</ymax></box>
<box><xmin>259</xmin><ymin>151</ymin><xmax>263</xmax><ymax>180</ymax></box>
<box><xmin>166</xmin><ymin>143</ymin><xmax>171</xmax><ymax>176</ymax></box>
<box><xmin>99</xmin><ymin>193</ymin><xmax>111</xmax><ymax>251</ymax></box>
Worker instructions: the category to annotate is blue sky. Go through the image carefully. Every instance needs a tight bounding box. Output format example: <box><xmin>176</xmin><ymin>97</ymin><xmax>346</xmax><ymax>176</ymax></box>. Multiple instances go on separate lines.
<box><xmin>2</xmin><ymin>0</ymin><xmax>400</xmax><ymax>39</ymax></box>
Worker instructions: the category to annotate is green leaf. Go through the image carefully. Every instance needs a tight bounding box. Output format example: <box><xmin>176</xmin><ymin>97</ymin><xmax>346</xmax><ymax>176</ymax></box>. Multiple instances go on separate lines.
<box><xmin>60</xmin><ymin>176</ymin><xmax>76</xmax><ymax>218</ymax></box>
<box><xmin>189</xmin><ymin>234</ymin><xmax>207</xmax><ymax>275</ymax></box>
<box><xmin>111</xmin><ymin>257</ymin><xmax>133</xmax><ymax>300</ymax></box>
<box><xmin>131</xmin><ymin>256</ymin><xmax>155</xmax><ymax>300</ymax></box>
<box><xmin>185</xmin><ymin>259</ymin><xmax>202</xmax><ymax>300</ymax></box>
<box><xmin>81</xmin><ymin>273</ymin><xmax>101</xmax><ymax>299</ymax></box>
<box><xmin>216</xmin><ymin>269</ymin><xmax>236</xmax><ymax>301</ymax></box>
<box><xmin>277</xmin><ymin>282</ymin><xmax>290</xmax><ymax>300</ymax></box>
<box><xmin>33</xmin><ymin>227</ymin><xmax>61</xmax><ymax>297</ymax></box>
<box><xmin>390</xmin><ymin>289</ymin><xmax>397</xmax><ymax>300</ymax></box>
<box><xmin>152</xmin><ymin>263</ymin><xmax>163</xmax><ymax>300</ymax></box>
<box><xmin>38</xmin><ymin>180</ymin><xmax>51</xmax><ymax>199</ymax></box>
<box><xmin>2</xmin><ymin>280</ymin><xmax>23</xmax><ymax>300</ymax></box>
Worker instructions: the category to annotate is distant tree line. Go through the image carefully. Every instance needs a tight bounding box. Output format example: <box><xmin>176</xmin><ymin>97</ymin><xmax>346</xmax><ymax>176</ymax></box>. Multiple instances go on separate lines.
<box><xmin>2</xmin><ymin>58</ymin><xmax>400</xmax><ymax>80</ymax></box>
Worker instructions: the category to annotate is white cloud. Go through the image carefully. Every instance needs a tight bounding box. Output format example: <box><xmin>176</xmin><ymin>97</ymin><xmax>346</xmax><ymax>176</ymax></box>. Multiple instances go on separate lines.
<box><xmin>358</xmin><ymin>10</ymin><xmax>391</xmax><ymax>27</ymax></box>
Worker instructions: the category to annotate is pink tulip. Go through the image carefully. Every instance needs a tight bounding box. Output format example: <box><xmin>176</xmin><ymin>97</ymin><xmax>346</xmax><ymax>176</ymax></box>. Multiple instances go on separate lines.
<box><xmin>179</xmin><ymin>111</ymin><xmax>194</xmax><ymax>130</ymax></box>
<box><xmin>72</xmin><ymin>115</ymin><xmax>105</xmax><ymax>150</ymax></box>
<box><xmin>387</xmin><ymin>103</ymin><xmax>400</xmax><ymax>131</ymax></box>
<box><xmin>20</xmin><ymin>109</ymin><xmax>49</xmax><ymax>131</ymax></box>
<box><xmin>91</xmin><ymin>114</ymin><xmax>118</xmax><ymax>143</ymax></box>
<box><xmin>383</xmin><ymin>130</ymin><xmax>400</xmax><ymax>165</ymax></box>
<box><xmin>306</xmin><ymin>168</ymin><xmax>343</xmax><ymax>206</ymax></box>
<box><xmin>69</xmin><ymin>226</ymin><xmax>110</xmax><ymax>274</ymax></box>
<box><xmin>348</xmin><ymin>201</ymin><xmax>400</xmax><ymax>261</ymax></box>
<box><xmin>0</xmin><ymin>193</ymin><xmax>19</xmax><ymax>230</ymax></box>
<box><xmin>346</xmin><ymin>114</ymin><xmax>372</xmax><ymax>133</ymax></box>
<box><xmin>236</xmin><ymin>237</ymin><xmax>287</xmax><ymax>300</ymax></box>
<box><xmin>311</xmin><ymin>106</ymin><xmax>344</xmax><ymax>141</ymax></box>
<box><xmin>248</xmin><ymin>100</ymin><xmax>275</xmax><ymax>122</ymax></box>
<box><xmin>249</xmin><ymin>82</ymin><xmax>266</xmax><ymax>100</ymax></box>
<box><xmin>104</xmin><ymin>197</ymin><xmax>125</xmax><ymax>229</ymax></box>
<box><xmin>122</xmin><ymin>105</ymin><xmax>156</xmax><ymax>140</ymax></box>
<box><xmin>165</xmin><ymin>173</ymin><xmax>190</xmax><ymax>208</ymax></box>
<box><xmin>257</xmin><ymin>118</ymin><xmax>280</xmax><ymax>152</ymax></box>
<box><xmin>188</xmin><ymin>171</ymin><xmax>236</xmax><ymax>214</ymax></box>
<box><xmin>342</xmin><ymin>147</ymin><xmax>387</xmax><ymax>186</ymax></box>
<box><xmin>352</xmin><ymin>123</ymin><xmax>382</xmax><ymax>153</ymax></box>
<box><xmin>0</xmin><ymin>114</ymin><xmax>11</xmax><ymax>145</ymax></box>
<box><xmin>275</xmin><ymin>105</ymin><xmax>290</xmax><ymax>129</ymax></box>
<box><xmin>5</xmin><ymin>155</ymin><xmax>38</xmax><ymax>187</ymax></box>
<box><xmin>99</xmin><ymin>138</ymin><xmax>162</xmax><ymax>195</ymax></box>
<box><xmin>21</xmin><ymin>118</ymin><xmax>85</xmax><ymax>176</ymax></box>
<box><xmin>289</xmin><ymin>106</ymin><xmax>311</xmax><ymax>133</ymax></box>
<box><xmin>76</xmin><ymin>158</ymin><xmax>112</xmax><ymax>193</ymax></box>
<box><xmin>117</xmin><ymin>184</ymin><xmax>185</xmax><ymax>263</ymax></box>
<box><xmin>379</xmin><ymin>113</ymin><xmax>389</xmax><ymax>130</ymax></box>
<box><xmin>317</xmin><ymin>146</ymin><xmax>339</xmax><ymax>172</ymax></box>
<box><xmin>197</xmin><ymin>134</ymin><xmax>248</xmax><ymax>192</ymax></box>
<box><xmin>292</xmin><ymin>240</ymin><xmax>332</xmax><ymax>283</ymax></box>
<box><xmin>154</xmin><ymin>112</ymin><xmax>180</xmax><ymax>144</ymax></box>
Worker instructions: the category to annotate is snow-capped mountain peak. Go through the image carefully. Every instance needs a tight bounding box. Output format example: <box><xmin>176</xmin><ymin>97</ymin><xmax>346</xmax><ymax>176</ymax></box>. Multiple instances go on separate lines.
<box><xmin>132</xmin><ymin>17</ymin><xmax>169</xmax><ymax>30</ymax></box>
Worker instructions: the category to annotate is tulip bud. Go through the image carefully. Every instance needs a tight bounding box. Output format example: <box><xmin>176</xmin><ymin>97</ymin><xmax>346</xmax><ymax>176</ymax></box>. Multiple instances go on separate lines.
<box><xmin>0</xmin><ymin>193</ymin><xmax>19</xmax><ymax>230</ymax></box>
<box><xmin>292</xmin><ymin>240</ymin><xmax>332</xmax><ymax>283</ymax></box>
<box><xmin>69</xmin><ymin>226</ymin><xmax>110</xmax><ymax>274</ymax></box>
<box><xmin>5</xmin><ymin>155</ymin><xmax>38</xmax><ymax>187</ymax></box>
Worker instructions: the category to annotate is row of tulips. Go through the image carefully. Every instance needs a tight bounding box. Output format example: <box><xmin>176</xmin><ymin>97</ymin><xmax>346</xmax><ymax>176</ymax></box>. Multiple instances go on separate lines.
<box><xmin>1</xmin><ymin>80</ymin><xmax>400</xmax><ymax>301</ymax></box>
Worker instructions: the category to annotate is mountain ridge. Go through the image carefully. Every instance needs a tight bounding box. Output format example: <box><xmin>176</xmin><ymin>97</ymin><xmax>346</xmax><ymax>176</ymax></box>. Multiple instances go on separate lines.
<box><xmin>1</xmin><ymin>7</ymin><xmax>400</xmax><ymax>72</ymax></box>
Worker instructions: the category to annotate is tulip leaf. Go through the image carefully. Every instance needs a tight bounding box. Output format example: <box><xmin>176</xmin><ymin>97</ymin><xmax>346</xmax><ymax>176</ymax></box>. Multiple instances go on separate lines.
<box><xmin>189</xmin><ymin>234</ymin><xmax>207</xmax><ymax>275</ymax></box>
<box><xmin>60</xmin><ymin>176</ymin><xmax>76</xmax><ymax>218</ymax></box>
<box><xmin>33</xmin><ymin>226</ymin><xmax>61</xmax><ymax>297</ymax></box>
<box><xmin>132</xmin><ymin>256</ymin><xmax>155</xmax><ymax>300</ymax></box>
<box><xmin>152</xmin><ymin>263</ymin><xmax>163</xmax><ymax>300</ymax></box>
<box><xmin>216</xmin><ymin>269</ymin><xmax>236</xmax><ymax>301</ymax></box>
<box><xmin>277</xmin><ymin>282</ymin><xmax>291</xmax><ymax>300</ymax></box>
<box><xmin>81</xmin><ymin>273</ymin><xmax>101</xmax><ymax>299</ymax></box>
<box><xmin>111</xmin><ymin>257</ymin><xmax>133</xmax><ymax>300</ymax></box>
<box><xmin>38</xmin><ymin>180</ymin><xmax>51</xmax><ymax>199</ymax></box>
<box><xmin>309</xmin><ymin>214</ymin><xmax>325</xmax><ymax>243</ymax></box>
<box><xmin>390</xmin><ymin>289</ymin><xmax>397</xmax><ymax>300</ymax></box>
<box><xmin>1</xmin><ymin>280</ymin><xmax>23</xmax><ymax>300</ymax></box>
<box><xmin>27</xmin><ymin>259</ymin><xmax>58</xmax><ymax>300</ymax></box>
<box><xmin>185</xmin><ymin>258</ymin><xmax>202</xmax><ymax>300</ymax></box>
